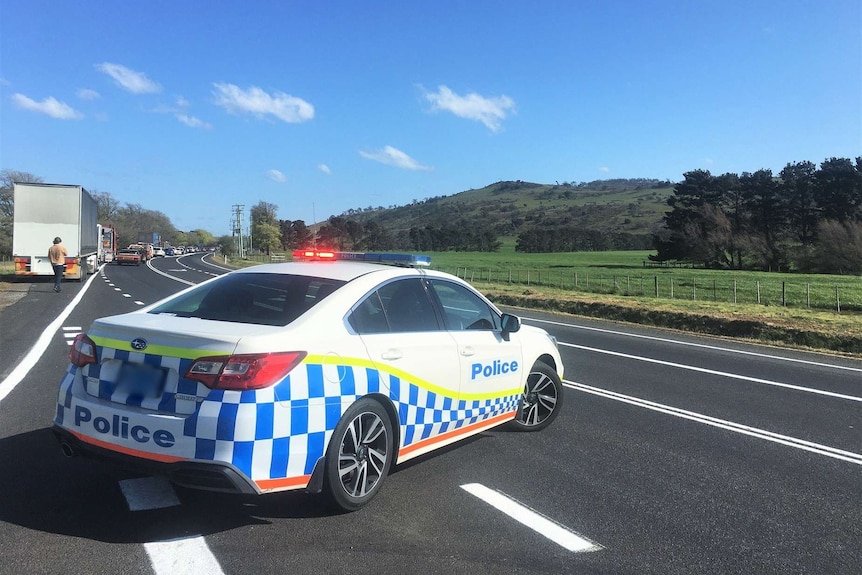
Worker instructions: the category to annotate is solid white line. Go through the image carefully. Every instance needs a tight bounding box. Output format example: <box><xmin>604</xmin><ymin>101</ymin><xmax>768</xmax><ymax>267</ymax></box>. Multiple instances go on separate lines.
<box><xmin>460</xmin><ymin>483</ymin><xmax>601</xmax><ymax>553</ymax></box>
<box><xmin>145</xmin><ymin>537</ymin><xmax>225</xmax><ymax>575</ymax></box>
<box><xmin>0</xmin><ymin>269</ymin><xmax>100</xmax><ymax>403</ymax></box>
<box><xmin>561</xmin><ymin>342</ymin><xmax>862</xmax><ymax>403</ymax></box>
<box><xmin>524</xmin><ymin>316</ymin><xmax>862</xmax><ymax>373</ymax></box>
<box><xmin>564</xmin><ymin>380</ymin><xmax>862</xmax><ymax>465</ymax></box>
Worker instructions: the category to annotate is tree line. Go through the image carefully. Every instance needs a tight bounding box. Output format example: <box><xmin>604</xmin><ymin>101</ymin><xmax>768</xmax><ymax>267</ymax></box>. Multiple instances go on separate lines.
<box><xmin>237</xmin><ymin>206</ymin><xmax>502</xmax><ymax>256</ymax></box>
<box><xmin>650</xmin><ymin>157</ymin><xmax>862</xmax><ymax>274</ymax></box>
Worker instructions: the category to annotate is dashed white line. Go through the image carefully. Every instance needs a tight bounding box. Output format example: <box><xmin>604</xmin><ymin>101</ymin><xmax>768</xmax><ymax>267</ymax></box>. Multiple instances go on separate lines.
<box><xmin>119</xmin><ymin>477</ymin><xmax>180</xmax><ymax>511</ymax></box>
<box><xmin>461</xmin><ymin>483</ymin><xmax>601</xmax><ymax>553</ymax></box>
<box><xmin>120</xmin><ymin>477</ymin><xmax>226</xmax><ymax>575</ymax></box>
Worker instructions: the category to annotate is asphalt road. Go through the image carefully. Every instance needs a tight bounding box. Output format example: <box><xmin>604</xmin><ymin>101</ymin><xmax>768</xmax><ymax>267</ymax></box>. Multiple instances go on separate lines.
<box><xmin>0</xmin><ymin>254</ymin><xmax>859</xmax><ymax>575</ymax></box>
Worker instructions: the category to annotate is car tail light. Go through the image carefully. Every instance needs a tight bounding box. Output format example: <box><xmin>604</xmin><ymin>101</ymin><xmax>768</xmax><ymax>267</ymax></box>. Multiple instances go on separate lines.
<box><xmin>185</xmin><ymin>351</ymin><xmax>307</xmax><ymax>390</ymax></box>
<box><xmin>69</xmin><ymin>334</ymin><xmax>98</xmax><ymax>367</ymax></box>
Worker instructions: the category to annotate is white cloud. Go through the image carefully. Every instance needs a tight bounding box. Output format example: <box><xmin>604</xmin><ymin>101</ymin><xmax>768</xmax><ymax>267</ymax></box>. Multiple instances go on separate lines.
<box><xmin>359</xmin><ymin>146</ymin><xmax>430</xmax><ymax>171</ymax></box>
<box><xmin>318</xmin><ymin>164</ymin><xmax>331</xmax><ymax>175</ymax></box>
<box><xmin>176</xmin><ymin>96</ymin><xmax>190</xmax><ymax>108</ymax></box>
<box><xmin>176</xmin><ymin>114</ymin><xmax>212</xmax><ymax>129</ymax></box>
<box><xmin>212</xmin><ymin>83</ymin><xmax>314</xmax><ymax>123</ymax></box>
<box><xmin>96</xmin><ymin>63</ymin><xmax>162</xmax><ymax>94</ymax></box>
<box><xmin>12</xmin><ymin>93</ymin><xmax>83</xmax><ymax>119</ymax></box>
<box><xmin>423</xmin><ymin>85</ymin><xmax>515</xmax><ymax>132</ymax></box>
<box><xmin>598</xmin><ymin>166</ymin><xmax>610</xmax><ymax>173</ymax></box>
<box><xmin>77</xmin><ymin>88</ymin><xmax>100</xmax><ymax>100</ymax></box>
<box><xmin>266</xmin><ymin>169</ymin><xmax>287</xmax><ymax>182</ymax></box>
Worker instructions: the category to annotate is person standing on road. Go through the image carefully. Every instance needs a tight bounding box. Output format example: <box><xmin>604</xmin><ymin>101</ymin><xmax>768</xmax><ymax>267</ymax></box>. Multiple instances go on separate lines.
<box><xmin>48</xmin><ymin>236</ymin><xmax>67</xmax><ymax>293</ymax></box>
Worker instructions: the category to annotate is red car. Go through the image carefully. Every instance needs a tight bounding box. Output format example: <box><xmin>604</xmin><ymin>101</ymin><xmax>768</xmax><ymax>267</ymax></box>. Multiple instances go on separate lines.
<box><xmin>115</xmin><ymin>249</ymin><xmax>142</xmax><ymax>266</ymax></box>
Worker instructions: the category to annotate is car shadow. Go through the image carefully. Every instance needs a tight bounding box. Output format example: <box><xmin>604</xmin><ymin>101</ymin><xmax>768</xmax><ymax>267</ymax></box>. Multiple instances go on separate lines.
<box><xmin>0</xmin><ymin>426</ymin><xmax>498</xmax><ymax>542</ymax></box>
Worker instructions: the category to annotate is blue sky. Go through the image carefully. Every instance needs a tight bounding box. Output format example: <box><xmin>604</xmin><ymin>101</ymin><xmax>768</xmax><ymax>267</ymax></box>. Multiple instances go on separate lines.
<box><xmin>2</xmin><ymin>0</ymin><xmax>859</xmax><ymax>236</ymax></box>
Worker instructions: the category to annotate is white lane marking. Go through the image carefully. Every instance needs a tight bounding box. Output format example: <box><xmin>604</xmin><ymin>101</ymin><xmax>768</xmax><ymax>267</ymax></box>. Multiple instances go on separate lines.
<box><xmin>119</xmin><ymin>477</ymin><xmax>226</xmax><ymax>575</ymax></box>
<box><xmin>63</xmin><ymin>326</ymin><xmax>81</xmax><ymax>345</ymax></box>
<box><xmin>123</xmin><ymin>294</ymin><xmax>131</xmax><ymax>298</ymax></box>
<box><xmin>461</xmin><ymin>483</ymin><xmax>601</xmax><ymax>553</ymax></box>
<box><xmin>119</xmin><ymin>477</ymin><xmax>180</xmax><ymax>511</ymax></box>
<box><xmin>146</xmin><ymin>258</ymin><xmax>196</xmax><ymax>286</ymax></box>
<box><xmin>561</xmin><ymin>342</ymin><xmax>862</xmax><ymax>403</ymax></box>
<box><xmin>524</xmin><ymin>316</ymin><xmax>862</xmax><ymax>373</ymax></box>
<box><xmin>114</xmin><ymin>287</ymin><xmax>121</xmax><ymax>291</ymax></box>
<box><xmin>134</xmin><ymin>300</ymin><xmax>145</xmax><ymax>306</ymax></box>
<box><xmin>145</xmin><ymin>538</ymin><xmax>225</xmax><ymax>575</ymax></box>
<box><xmin>0</xmin><ymin>268</ymin><xmax>101</xmax><ymax>403</ymax></box>
<box><xmin>565</xmin><ymin>380</ymin><xmax>862</xmax><ymax>465</ymax></box>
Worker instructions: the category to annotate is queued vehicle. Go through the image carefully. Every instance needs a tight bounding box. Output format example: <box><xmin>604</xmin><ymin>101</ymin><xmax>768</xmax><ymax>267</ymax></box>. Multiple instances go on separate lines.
<box><xmin>114</xmin><ymin>249</ymin><xmax>142</xmax><ymax>266</ymax></box>
<box><xmin>153</xmin><ymin>246</ymin><xmax>166</xmax><ymax>257</ymax></box>
<box><xmin>53</xmin><ymin>251</ymin><xmax>564</xmax><ymax>510</ymax></box>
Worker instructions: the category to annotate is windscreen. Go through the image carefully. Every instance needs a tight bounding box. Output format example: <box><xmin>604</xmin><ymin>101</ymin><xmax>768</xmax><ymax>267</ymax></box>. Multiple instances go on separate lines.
<box><xmin>149</xmin><ymin>272</ymin><xmax>345</xmax><ymax>326</ymax></box>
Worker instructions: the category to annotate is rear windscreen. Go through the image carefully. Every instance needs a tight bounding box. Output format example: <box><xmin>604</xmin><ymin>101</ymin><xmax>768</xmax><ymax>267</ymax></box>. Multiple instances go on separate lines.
<box><xmin>148</xmin><ymin>273</ymin><xmax>345</xmax><ymax>326</ymax></box>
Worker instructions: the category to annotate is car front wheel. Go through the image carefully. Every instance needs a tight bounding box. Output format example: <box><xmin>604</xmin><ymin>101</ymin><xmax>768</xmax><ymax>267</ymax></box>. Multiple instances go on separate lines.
<box><xmin>324</xmin><ymin>397</ymin><xmax>394</xmax><ymax>511</ymax></box>
<box><xmin>510</xmin><ymin>362</ymin><xmax>563</xmax><ymax>432</ymax></box>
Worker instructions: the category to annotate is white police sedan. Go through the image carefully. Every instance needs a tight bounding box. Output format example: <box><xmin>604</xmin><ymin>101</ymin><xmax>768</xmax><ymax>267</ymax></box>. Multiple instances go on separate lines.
<box><xmin>54</xmin><ymin>251</ymin><xmax>564</xmax><ymax>511</ymax></box>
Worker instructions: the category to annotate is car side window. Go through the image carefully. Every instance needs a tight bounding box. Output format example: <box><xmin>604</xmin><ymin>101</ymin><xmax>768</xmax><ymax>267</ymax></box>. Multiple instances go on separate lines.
<box><xmin>427</xmin><ymin>279</ymin><xmax>499</xmax><ymax>331</ymax></box>
<box><xmin>380</xmin><ymin>279</ymin><xmax>442</xmax><ymax>333</ymax></box>
<box><xmin>348</xmin><ymin>292</ymin><xmax>389</xmax><ymax>334</ymax></box>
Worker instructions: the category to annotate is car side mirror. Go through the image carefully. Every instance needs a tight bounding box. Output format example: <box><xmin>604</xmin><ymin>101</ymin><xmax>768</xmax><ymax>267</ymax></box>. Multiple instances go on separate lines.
<box><xmin>500</xmin><ymin>313</ymin><xmax>521</xmax><ymax>340</ymax></box>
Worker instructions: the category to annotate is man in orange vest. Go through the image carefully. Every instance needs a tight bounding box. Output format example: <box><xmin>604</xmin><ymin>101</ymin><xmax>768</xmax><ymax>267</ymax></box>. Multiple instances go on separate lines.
<box><xmin>48</xmin><ymin>236</ymin><xmax>67</xmax><ymax>292</ymax></box>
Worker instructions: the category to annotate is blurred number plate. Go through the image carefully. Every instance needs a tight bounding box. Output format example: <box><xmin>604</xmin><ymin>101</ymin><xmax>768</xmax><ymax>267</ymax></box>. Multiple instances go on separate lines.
<box><xmin>117</xmin><ymin>363</ymin><xmax>166</xmax><ymax>398</ymax></box>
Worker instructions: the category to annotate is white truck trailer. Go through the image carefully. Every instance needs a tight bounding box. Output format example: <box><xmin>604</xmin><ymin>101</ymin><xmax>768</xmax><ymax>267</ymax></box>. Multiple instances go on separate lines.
<box><xmin>12</xmin><ymin>182</ymin><xmax>99</xmax><ymax>281</ymax></box>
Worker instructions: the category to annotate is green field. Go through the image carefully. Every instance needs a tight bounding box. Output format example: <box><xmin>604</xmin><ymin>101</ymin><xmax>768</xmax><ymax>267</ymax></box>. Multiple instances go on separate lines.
<box><xmin>426</xmin><ymin>249</ymin><xmax>862</xmax><ymax>313</ymax></box>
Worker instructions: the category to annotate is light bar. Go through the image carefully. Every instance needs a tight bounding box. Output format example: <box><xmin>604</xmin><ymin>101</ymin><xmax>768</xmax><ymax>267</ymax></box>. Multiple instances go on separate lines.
<box><xmin>292</xmin><ymin>250</ymin><xmax>430</xmax><ymax>267</ymax></box>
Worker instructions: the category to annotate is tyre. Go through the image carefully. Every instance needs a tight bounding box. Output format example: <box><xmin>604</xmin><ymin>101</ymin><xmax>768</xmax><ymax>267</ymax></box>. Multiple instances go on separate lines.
<box><xmin>324</xmin><ymin>397</ymin><xmax>394</xmax><ymax>512</ymax></box>
<box><xmin>510</xmin><ymin>362</ymin><xmax>563</xmax><ymax>432</ymax></box>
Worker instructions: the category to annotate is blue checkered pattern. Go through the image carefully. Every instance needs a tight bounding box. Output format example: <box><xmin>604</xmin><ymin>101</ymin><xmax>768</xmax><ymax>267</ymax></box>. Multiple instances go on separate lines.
<box><xmin>55</xmin><ymin>344</ymin><xmax>522</xmax><ymax>493</ymax></box>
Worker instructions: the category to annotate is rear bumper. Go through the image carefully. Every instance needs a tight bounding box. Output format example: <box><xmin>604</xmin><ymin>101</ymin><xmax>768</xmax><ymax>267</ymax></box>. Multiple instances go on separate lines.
<box><xmin>52</xmin><ymin>425</ymin><xmax>260</xmax><ymax>495</ymax></box>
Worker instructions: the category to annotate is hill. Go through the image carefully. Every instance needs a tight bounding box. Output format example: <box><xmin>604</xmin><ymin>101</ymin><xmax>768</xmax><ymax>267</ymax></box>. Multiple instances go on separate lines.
<box><xmin>334</xmin><ymin>178</ymin><xmax>675</xmax><ymax>250</ymax></box>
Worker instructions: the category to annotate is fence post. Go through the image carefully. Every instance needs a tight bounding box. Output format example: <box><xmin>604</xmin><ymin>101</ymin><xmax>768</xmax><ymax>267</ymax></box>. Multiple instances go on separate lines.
<box><xmin>713</xmin><ymin>279</ymin><xmax>716</xmax><ymax>301</ymax></box>
<box><xmin>836</xmin><ymin>286</ymin><xmax>841</xmax><ymax>313</ymax></box>
<box><xmin>757</xmin><ymin>281</ymin><xmax>761</xmax><ymax>304</ymax></box>
<box><xmin>734</xmin><ymin>279</ymin><xmax>737</xmax><ymax>304</ymax></box>
<box><xmin>654</xmin><ymin>276</ymin><xmax>658</xmax><ymax>297</ymax></box>
<box><xmin>782</xmin><ymin>281</ymin><xmax>786</xmax><ymax>307</ymax></box>
<box><xmin>806</xmin><ymin>284</ymin><xmax>810</xmax><ymax>308</ymax></box>
<box><xmin>574</xmin><ymin>272</ymin><xmax>578</xmax><ymax>289</ymax></box>
<box><xmin>670</xmin><ymin>278</ymin><xmax>674</xmax><ymax>299</ymax></box>
<box><xmin>693</xmin><ymin>279</ymin><xmax>697</xmax><ymax>301</ymax></box>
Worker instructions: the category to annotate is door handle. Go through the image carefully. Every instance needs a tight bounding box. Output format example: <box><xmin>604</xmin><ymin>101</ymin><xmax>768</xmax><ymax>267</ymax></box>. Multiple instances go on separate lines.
<box><xmin>381</xmin><ymin>349</ymin><xmax>403</xmax><ymax>360</ymax></box>
<box><xmin>460</xmin><ymin>347</ymin><xmax>476</xmax><ymax>357</ymax></box>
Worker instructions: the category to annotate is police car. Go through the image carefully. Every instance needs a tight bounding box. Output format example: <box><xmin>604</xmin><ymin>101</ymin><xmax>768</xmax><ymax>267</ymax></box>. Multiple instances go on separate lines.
<box><xmin>53</xmin><ymin>251</ymin><xmax>564</xmax><ymax>511</ymax></box>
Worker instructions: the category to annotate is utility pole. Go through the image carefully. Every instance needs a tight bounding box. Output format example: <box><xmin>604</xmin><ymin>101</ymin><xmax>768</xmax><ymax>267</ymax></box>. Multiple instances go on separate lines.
<box><xmin>231</xmin><ymin>204</ymin><xmax>245</xmax><ymax>258</ymax></box>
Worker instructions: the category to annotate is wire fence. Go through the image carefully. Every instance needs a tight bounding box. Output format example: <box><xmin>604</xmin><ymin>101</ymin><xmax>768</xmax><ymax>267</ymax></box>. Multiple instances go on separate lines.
<box><xmin>437</xmin><ymin>266</ymin><xmax>862</xmax><ymax>313</ymax></box>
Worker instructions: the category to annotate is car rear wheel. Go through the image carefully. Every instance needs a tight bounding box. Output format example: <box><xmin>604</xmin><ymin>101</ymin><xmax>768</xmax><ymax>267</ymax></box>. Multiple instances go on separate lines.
<box><xmin>510</xmin><ymin>362</ymin><xmax>563</xmax><ymax>432</ymax></box>
<box><xmin>324</xmin><ymin>397</ymin><xmax>393</xmax><ymax>511</ymax></box>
